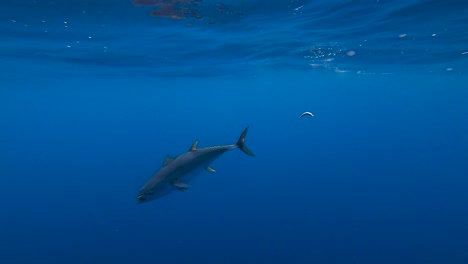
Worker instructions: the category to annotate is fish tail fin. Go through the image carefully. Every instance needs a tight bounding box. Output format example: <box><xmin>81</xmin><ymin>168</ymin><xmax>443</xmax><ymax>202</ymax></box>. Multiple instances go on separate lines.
<box><xmin>236</xmin><ymin>127</ymin><xmax>254</xmax><ymax>156</ymax></box>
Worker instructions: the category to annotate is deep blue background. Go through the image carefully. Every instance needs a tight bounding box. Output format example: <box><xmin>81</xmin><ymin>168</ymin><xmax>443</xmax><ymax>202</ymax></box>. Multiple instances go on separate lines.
<box><xmin>1</xmin><ymin>1</ymin><xmax>468</xmax><ymax>263</ymax></box>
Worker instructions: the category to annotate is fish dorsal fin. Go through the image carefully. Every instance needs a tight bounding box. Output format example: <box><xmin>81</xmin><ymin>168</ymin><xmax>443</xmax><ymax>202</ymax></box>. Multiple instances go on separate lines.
<box><xmin>163</xmin><ymin>155</ymin><xmax>175</xmax><ymax>166</ymax></box>
<box><xmin>190</xmin><ymin>140</ymin><xmax>198</xmax><ymax>151</ymax></box>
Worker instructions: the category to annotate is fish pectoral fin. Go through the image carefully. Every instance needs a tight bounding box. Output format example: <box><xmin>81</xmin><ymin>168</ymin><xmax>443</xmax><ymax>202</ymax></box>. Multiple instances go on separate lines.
<box><xmin>189</xmin><ymin>140</ymin><xmax>198</xmax><ymax>151</ymax></box>
<box><xmin>177</xmin><ymin>187</ymin><xmax>188</xmax><ymax>192</ymax></box>
<box><xmin>206</xmin><ymin>166</ymin><xmax>216</xmax><ymax>173</ymax></box>
<box><xmin>173</xmin><ymin>180</ymin><xmax>189</xmax><ymax>188</ymax></box>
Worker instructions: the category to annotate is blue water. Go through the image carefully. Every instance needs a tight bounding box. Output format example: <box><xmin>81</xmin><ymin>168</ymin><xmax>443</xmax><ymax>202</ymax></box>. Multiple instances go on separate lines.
<box><xmin>1</xmin><ymin>0</ymin><xmax>468</xmax><ymax>263</ymax></box>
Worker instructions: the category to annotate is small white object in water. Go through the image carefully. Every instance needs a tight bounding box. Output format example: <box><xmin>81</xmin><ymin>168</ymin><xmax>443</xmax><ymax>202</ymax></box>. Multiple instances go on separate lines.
<box><xmin>299</xmin><ymin>112</ymin><xmax>314</xmax><ymax>119</ymax></box>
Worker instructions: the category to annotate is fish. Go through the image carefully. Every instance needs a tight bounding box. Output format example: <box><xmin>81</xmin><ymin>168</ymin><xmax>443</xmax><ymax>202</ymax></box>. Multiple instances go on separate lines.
<box><xmin>136</xmin><ymin>127</ymin><xmax>254</xmax><ymax>203</ymax></box>
<box><xmin>299</xmin><ymin>111</ymin><xmax>314</xmax><ymax>119</ymax></box>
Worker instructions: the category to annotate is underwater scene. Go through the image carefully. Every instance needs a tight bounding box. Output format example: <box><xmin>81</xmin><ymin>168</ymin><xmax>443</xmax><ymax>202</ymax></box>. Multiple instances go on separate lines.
<box><xmin>1</xmin><ymin>0</ymin><xmax>468</xmax><ymax>263</ymax></box>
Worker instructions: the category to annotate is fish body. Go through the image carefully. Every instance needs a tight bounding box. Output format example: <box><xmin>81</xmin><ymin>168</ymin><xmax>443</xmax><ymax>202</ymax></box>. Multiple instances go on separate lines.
<box><xmin>137</xmin><ymin>128</ymin><xmax>253</xmax><ymax>203</ymax></box>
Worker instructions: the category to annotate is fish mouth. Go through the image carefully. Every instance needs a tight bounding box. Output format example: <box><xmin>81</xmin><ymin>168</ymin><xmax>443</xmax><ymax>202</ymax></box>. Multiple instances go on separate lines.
<box><xmin>136</xmin><ymin>194</ymin><xmax>147</xmax><ymax>204</ymax></box>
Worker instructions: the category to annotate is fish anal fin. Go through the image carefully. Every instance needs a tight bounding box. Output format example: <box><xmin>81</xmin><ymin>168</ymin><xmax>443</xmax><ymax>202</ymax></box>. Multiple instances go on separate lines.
<box><xmin>206</xmin><ymin>166</ymin><xmax>216</xmax><ymax>173</ymax></box>
<box><xmin>190</xmin><ymin>140</ymin><xmax>198</xmax><ymax>151</ymax></box>
<box><xmin>163</xmin><ymin>155</ymin><xmax>176</xmax><ymax>166</ymax></box>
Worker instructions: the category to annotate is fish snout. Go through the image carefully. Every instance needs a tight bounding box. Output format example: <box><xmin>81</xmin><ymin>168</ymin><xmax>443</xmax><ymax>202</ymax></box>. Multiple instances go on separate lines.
<box><xmin>136</xmin><ymin>194</ymin><xmax>148</xmax><ymax>204</ymax></box>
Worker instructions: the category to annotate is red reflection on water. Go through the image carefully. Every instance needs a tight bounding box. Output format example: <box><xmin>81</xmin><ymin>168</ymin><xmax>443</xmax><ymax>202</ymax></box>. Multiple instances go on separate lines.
<box><xmin>132</xmin><ymin>0</ymin><xmax>202</xmax><ymax>19</ymax></box>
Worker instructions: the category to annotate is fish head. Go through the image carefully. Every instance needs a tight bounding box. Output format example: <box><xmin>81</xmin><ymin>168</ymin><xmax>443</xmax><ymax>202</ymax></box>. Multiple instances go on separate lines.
<box><xmin>136</xmin><ymin>184</ymin><xmax>174</xmax><ymax>204</ymax></box>
<box><xmin>136</xmin><ymin>190</ymin><xmax>159</xmax><ymax>204</ymax></box>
